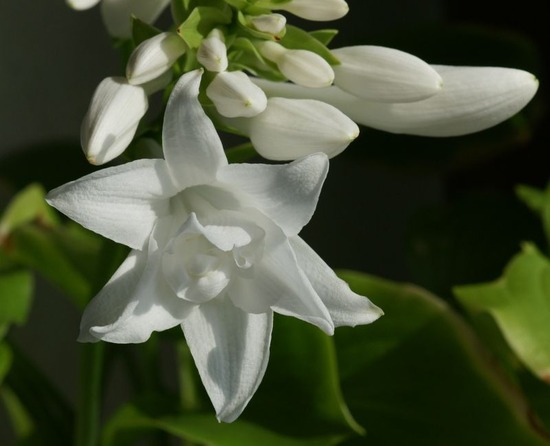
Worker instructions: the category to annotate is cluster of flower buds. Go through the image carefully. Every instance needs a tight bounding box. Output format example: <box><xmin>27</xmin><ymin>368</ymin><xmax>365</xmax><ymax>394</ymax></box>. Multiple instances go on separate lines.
<box><xmin>75</xmin><ymin>0</ymin><xmax>538</xmax><ymax>165</ymax></box>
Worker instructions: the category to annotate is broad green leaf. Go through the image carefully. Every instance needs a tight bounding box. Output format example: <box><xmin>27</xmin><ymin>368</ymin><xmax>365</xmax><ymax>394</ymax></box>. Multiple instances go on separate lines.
<box><xmin>455</xmin><ymin>244</ymin><xmax>550</xmax><ymax>383</ymax></box>
<box><xmin>131</xmin><ymin>17</ymin><xmax>161</xmax><ymax>46</ymax></box>
<box><xmin>310</xmin><ymin>29</ymin><xmax>339</xmax><ymax>46</ymax></box>
<box><xmin>516</xmin><ymin>183</ymin><xmax>550</xmax><ymax>245</ymax></box>
<box><xmin>244</xmin><ymin>315</ymin><xmax>362</xmax><ymax>438</ymax></box>
<box><xmin>0</xmin><ymin>184</ymin><xmax>57</xmax><ymax>237</ymax></box>
<box><xmin>336</xmin><ymin>271</ymin><xmax>550</xmax><ymax>445</ymax></box>
<box><xmin>0</xmin><ymin>270</ymin><xmax>33</xmax><ymax>325</ymax></box>
<box><xmin>224</xmin><ymin>0</ymin><xmax>249</xmax><ymax>9</ymax></box>
<box><xmin>0</xmin><ymin>386</ymin><xmax>34</xmax><ymax>440</ymax></box>
<box><xmin>0</xmin><ymin>342</ymin><xmax>12</xmax><ymax>383</ymax></box>
<box><xmin>104</xmin><ymin>402</ymin><xmax>342</xmax><ymax>446</ymax></box>
<box><xmin>229</xmin><ymin>37</ymin><xmax>285</xmax><ymax>80</ymax></box>
<box><xmin>177</xmin><ymin>6</ymin><xmax>232</xmax><ymax>49</ymax></box>
<box><xmin>280</xmin><ymin>25</ymin><xmax>340</xmax><ymax>65</ymax></box>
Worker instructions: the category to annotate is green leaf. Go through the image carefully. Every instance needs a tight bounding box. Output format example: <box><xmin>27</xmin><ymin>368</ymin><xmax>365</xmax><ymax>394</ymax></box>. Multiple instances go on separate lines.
<box><xmin>0</xmin><ymin>386</ymin><xmax>34</xmax><ymax>440</ymax></box>
<box><xmin>131</xmin><ymin>17</ymin><xmax>161</xmax><ymax>46</ymax></box>
<box><xmin>0</xmin><ymin>342</ymin><xmax>13</xmax><ymax>384</ymax></box>
<box><xmin>177</xmin><ymin>6</ymin><xmax>232</xmax><ymax>49</ymax></box>
<box><xmin>0</xmin><ymin>270</ymin><xmax>33</xmax><ymax>325</ymax></box>
<box><xmin>309</xmin><ymin>29</ymin><xmax>339</xmax><ymax>46</ymax></box>
<box><xmin>455</xmin><ymin>244</ymin><xmax>550</xmax><ymax>383</ymax></box>
<box><xmin>515</xmin><ymin>183</ymin><xmax>550</xmax><ymax>245</ymax></box>
<box><xmin>0</xmin><ymin>184</ymin><xmax>57</xmax><ymax>238</ymax></box>
<box><xmin>336</xmin><ymin>271</ymin><xmax>550</xmax><ymax>445</ymax></box>
<box><xmin>279</xmin><ymin>25</ymin><xmax>340</xmax><ymax>65</ymax></box>
<box><xmin>229</xmin><ymin>37</ymin><xmax>285</xmax><ymax>80</ymax></box>
<box><xmin>244</xmin><ymin>315</ymin><xmax>362</xmax><ymax>438</ymax></box>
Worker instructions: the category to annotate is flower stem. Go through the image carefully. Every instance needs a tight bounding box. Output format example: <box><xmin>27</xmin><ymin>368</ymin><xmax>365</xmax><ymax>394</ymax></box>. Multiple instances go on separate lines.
<box><xmin>75</xmin><ymin>342</ymin><xmax>104</xmax><ymax>446</ymax></box>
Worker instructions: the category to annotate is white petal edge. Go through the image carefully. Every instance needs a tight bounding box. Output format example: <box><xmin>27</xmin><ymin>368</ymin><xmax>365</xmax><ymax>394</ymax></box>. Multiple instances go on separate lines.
<box><xmin>100</xmin><ymin>0</ymin><xmax>170</xmax><ymax>38</ymax></box>
<box><xmin>290</xmin><ymin>236</ymin><xmax>384</xmax><ymax>327</ymax></box>
<box><xmin>163</xmin><ymin>69</ymin><xmax>227</xmax><ymax>189</ymax></box>
<box><xmin>217</xmin><ymin>153</ymin><xmax>329</xmax><ymax>236</ymax></box>
<box><xmin>181</xmin><ymin>298</ymin><xmax>273</xmax><ymax>422</ymax></box>
<box><xmin>66</xmin><ymin>0</ymin><xmax>100</xmax><ymax>10</ymax></box>
<box><xmin>46</xmin><ymin>159</ymin><xmax>177</xmax><ymax>250</ymax></box>
<box><xmin>272</xmin><ymin>0</ymin><xmax>349</xmax><ymax>21</ymax></box>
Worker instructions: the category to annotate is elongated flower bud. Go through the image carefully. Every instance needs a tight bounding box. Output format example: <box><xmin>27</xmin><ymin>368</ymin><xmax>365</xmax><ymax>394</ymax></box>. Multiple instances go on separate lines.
<box><xmin>267</xmin><ymin>0</ymin><xmax>349</xmax><ymax>21</ymax></box>
<box><xmin>249</xmin><ymin>13</ymin><xmax>287</xmax><ymax>35</ymax></box>
<box><xmin>126</xmin><ymin>32</ymin><xmax>186</xmax><ymax>85</ymax></box>
<box><xmin>253</xmin><ymin>66</ymin><xmax>539</xmax><ymax>137</ymax></box>
<box><xmin>100</xmin><ymin>0</ymin><xmax>170</xmax><ymax>39</ymax></box>
<box><xmin>66</xmin><ymin>0</ymin><xmax>100</xmax><ymax>10</ymax></box>
<box><xmin>332</xmin><ymin>46</ymin><xmax>443</xmax><ymax>103</ymax></box>
<box><xmin>81</xmin><ymin>77</ymin><xmax>148</xmax><ymax>165</ymax></box>
<box><xmin>259</xmin><ymin>41</ymin><xmax>334</xmax><ymax>88</ymax></box>
<box><xmin>197</xmin><ymin>29</ymin><xmax>228</xmax><ymax>73</ymax></box>
<box><xmin>227</xmin><ymin>97</ymin><xmax>359</xmax><ymax>160</ymax></box>
<box><xmin>207</xmin><ymin>71</ymin><xmax>267</xmax><ymax>118</ymax></box>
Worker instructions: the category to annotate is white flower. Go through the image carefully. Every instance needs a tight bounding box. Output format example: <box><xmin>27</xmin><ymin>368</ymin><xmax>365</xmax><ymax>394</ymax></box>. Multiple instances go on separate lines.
<box><xmin>225</xmin><ymin>97</ymin><xmax>359</xmax><ymax>160</ymax></box>
<box><xmin>206</xmin><ymin>71</ymin><xmax>268</xmax><ymax>118</ymax></box>
<box><xmin>126</xmin><ymin>32</ymin><xmax>186</xmax><ymax>85</ymax></box>
<box><xmin>46</xmin><ymin>70</ymin><xmax>382</xmax><ymax>422</ymax></box>
<box><xmin>254</xmin><ymin>65</ymin><xmax>539</xmax><ymax>137</ymax></box>
<box><xmin>249</xmin><ymin>13</ymin><xmax>287</xmax><ymax>35</ymax></box>
<box><xmin>331</xmin><ymin>46</ymin><xmax>443</xmax><ymax>103</ymax></box>
<box><xmin>259</xmin><ymin>41</ymin><xmax>334</xmax><ymax>88</ymax></box>
<box><xmin>196</xmin><ymin>29</ymin><xmax>229</xmax><ymax>73</ymax></box>
<box><xmin>261</xmin><ymin>0</ymin><xmax>349</xmax><ymax>21</ymax></box>
<box><xmin>81</xmin><ymin>77</ymin><xmax>148</xmax><ymax>165</ymax></box>
<box><xmin>66</xmin><ymin>0</ymin><xmax>170</xmax><ymax>39</ymax></box>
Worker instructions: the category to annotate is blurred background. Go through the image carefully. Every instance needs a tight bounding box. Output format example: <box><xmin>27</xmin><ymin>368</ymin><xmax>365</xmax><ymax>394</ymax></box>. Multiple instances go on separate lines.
<box><xmin>0</xmin><ymin>0</ymin><xmax>547</xmax><ymax>443</ymax></box>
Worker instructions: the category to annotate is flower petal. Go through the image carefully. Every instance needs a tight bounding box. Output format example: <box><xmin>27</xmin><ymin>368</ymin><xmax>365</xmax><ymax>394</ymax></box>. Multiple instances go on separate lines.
<box><xmin>79</xmin><ymin>233</ymin><xmax>188</xmax><ymax>344</ymax></box>
<box><xmin>81</xmin><ymin>77</ymin><xmax>148</xmax><ymax>165</ymax></box>
<box><xmin>272</xmin><ymin>0</ymin><xmax>349</xmax><ymax>21</ymax></box>
<box><xmin>66</xmin><ymin>0</ymin><xmax>100</xmax><ymax>10</ymax></box>
<box><xmin>290</xmin><ymin>236</ymin><xmax>384</xmax><ymax>327</ymax></box>
<box><xmin>126</xmin><ymin>32</ymin><xmax>186</xmax><ymax>85</ymax></box>
<box><xmin>46</xmin><ymin>159</ymin><xmax>177</xmax><ymax>250</ymax></box>
<box><xmin>100</xmin><ymin>0</ymin><xmax>170</xmax><ymax>38</ymax></box>
<box><xmin>163</xmin><ymin>70</ymin><xmax>227</xmax><ymax>188</ymax></box>
<box><xmin>332</xmin><ymin>46</ymin><xmax>442</xmax><ymax>103</ymax></box>
<box><xmin>217</xmin><ymin>153</ymin><xmax>328</xmax><ymax>236</ymax></box>
<box><xmin>181</xmin><ymin>298</ymin><xmax>273</xmax><ymax>422</ymax></box>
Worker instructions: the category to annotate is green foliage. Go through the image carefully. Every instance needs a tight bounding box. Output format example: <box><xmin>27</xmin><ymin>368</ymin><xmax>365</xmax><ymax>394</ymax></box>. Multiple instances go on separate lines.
<box><xmin>455</xmin><ymin>244</ymin><xmax>550</xmax><ymax>383</ymax></box>
<box><xmin>177</xmin><ymin>6</ymin><xmax>233</xmax><ymax>48</ymax></box>
<box><xmin>0</xmin><ymin>270</ymin><xmax>33</xmax><ymax>326</ymax></box>
<box><xmin>336</xmin><ymin>271</ymin><xmax>550</xmax><ymax>445</ymax></box>
<box><xmin>280</xmin><ymin>25</ymin><xmax>340</xmax><ymax>65</ymax></box>
<box><xmin>516</xmin><ymin>183</ymin><xmax>550</xmax><ymax>244</ymax></box>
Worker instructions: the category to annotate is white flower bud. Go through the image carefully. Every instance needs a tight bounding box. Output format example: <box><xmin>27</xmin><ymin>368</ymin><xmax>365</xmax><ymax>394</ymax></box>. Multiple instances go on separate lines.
<box><xmin>259</xmin><ymin>41</ymin><xmax>334</xmax><ymax>88</ymax></box>
<box><xmin>271</xmin><ymin>0</ymin><xmax>349</xmax><ymax>21</ymax></box>
<box><xmin>81</xmin><ymin>77</ymin><xmax>148</xmax><ymax>165</ymax></box>
<box><xmin>228</xmin><ymin>97</ymin><xmax>359</xmax><ymax>160</ymax></box>
<box><xmin>126</xmin><ymin>32</ymin><xmax>186</xmax><ymax>85</ymax></box>
<box><xmin>197</xmin><ymin>29</ymin><xmax>228</xmax><ymax>73</ymax></box>
<box><xmin>207</xmin><ymin>71</ymin><xmax>267</xmax><ymax>118</ymax></box>
<box><xmin>332</xmin><ymin>46</ymin><xmax>443</xmax><ymax>103</ymax></box>
<box><xmin>66</xmin><ymin>0</ymin><xmax>100</xmax><ymax>10</ymax></box>
<box><xmin>249</xmin><ymin>14</ymin><xmax>287</xmax><ymax>35</ymax></box>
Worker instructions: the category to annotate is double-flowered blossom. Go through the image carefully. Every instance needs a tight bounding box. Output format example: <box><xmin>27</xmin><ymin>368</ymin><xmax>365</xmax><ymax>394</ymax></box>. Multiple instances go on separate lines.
<box><xmin>67</xmin><ymin>0</ymin><xmax>170</xmax><ymax>38</ymax></box>
<box><xmin>47</xmin><ymin>70</ymin><xmax>383</xmax><ymax>422</ymax></box>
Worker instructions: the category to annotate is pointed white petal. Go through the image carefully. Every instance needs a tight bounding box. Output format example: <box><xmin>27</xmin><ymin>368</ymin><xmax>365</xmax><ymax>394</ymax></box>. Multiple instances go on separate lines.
<box><xmin>81</xmin><ymin>77</ymin><xmax>148</xmax><ymax>165</ymax></box>
<box><xmin>332</xmin><ymin>46</ymin><xmax>442</xmax><ymax>102</ymax></box>
<box><xmin>273</xmin><ymin>0</ymin><xmax>349</xmax><ymax>21</ymax></box>
<box><xmin>197</xmin><ymin>30</ymin><xmax>228</xmax><ymax>73</ymax></box>
<box><xmin>81</xmin><ymin>222</ymin><xmax>189</xmax><ymax>343</ymax></box>
<box><xmin>250</xmin><ymin>14</ymin><xmax>286</xmax><ymax>35</ymax></box>
<box><xmin>181</xmin><ymin>299</ymin><xmax>272</xmax><ymax>422</ymax></box>
<box><xmin>126</xmin><ymin>32</ymin><xmax>186</xmax><ymax>85</ymax></box>
<box><xmin>46</xmin><ymin>159</ymin><xmax>177</xmax><ymax>250</ymax></box>
<box><xmin>66</xmin><ymin>0</ymin><xmax>100</xmax><ymax>10</ymax></box>
<box><xmin>206</xmin><ymin>71</ymin><xmax>267</xmax><ymax>118</ymax></box>
<box><xmin>163</xmin><ymin>70</ymin><xmax>227</xmax><ymax>188</ymax></box>
<box><xmin>290</xmin><ymin>236</ymin><xmax>384</xmax><ymax>327</ymax></box>
<box><xmin>253</xmin><ymin>68</ymin><xmax>539</xmax><ymax>136</ymax></box>
<box><xmin>260</xmin><ymin>42</ymin><xmax>334</xmax><ymax>88</ymax></box>
<box><xmin>217</xmin><ymin>153</ymin><xmax>328</xmax><ymax>236</ymax></box>
<box><xmin>227</xmin><ymin>97</ymin><xmax>358</xmax><ymax>160</ymax></box>
<box><xmin>101</xmin><ymin>0</ymin><xmax>170</xmax><ymax>38</ymax></box>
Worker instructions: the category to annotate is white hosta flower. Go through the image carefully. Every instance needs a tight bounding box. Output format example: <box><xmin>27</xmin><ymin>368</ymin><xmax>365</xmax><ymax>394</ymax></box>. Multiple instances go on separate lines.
<box><xmin>249</xmin><ymin>13</ymin><xmax>287</xmax><ymax>35</ymax></box>
<box><xmin>207</xmin><ymin>71</ymin><xmax>268</xmax><ymax>118</ymax></box>
<box><xmin>67</xmin><ymin>0</ymin><xmax>170</xmax><ymax>38</ymax></box>
<box><xmin>81</xmin><ymin>77</ymin><xmax>148</xmax><ymax>165</ymax></box>
<box><xmin>225</xmin><ymin>97</ymin><xmax>359</xmax><ymax>160</ymax></box>
<box><xmin>197</xmin><ymin>29</ymin><xmax>228</xmax><ymax>73</ymax></box>
<box><xmin>332</xmin><ymin>46</ymin><xmax>443</xmax><ymax>103</ymax></box>
<box><xmin>261</xmin><ymin>0</ymin><xmax>349</xmax><ymax>21</ymax></box>
<box><xmin>47</xmin><ymin>70</ymin><xmax>382</xmax><ymax>422</ymax></box>
<box><xmin>254</xmin><ymin>65</ymin><xmax>539</xmax><ymax>137</ymax></box>
<box><xmin>259</xmin><ymin>41</ymin><xmax>334</xmax><ymax>88</ymax></box>
<box><xmin>126</xmin><ymin>33</ymin><xmax>186</xmax><ymax>85</ymax></box>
